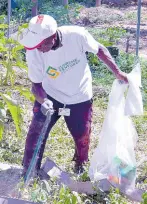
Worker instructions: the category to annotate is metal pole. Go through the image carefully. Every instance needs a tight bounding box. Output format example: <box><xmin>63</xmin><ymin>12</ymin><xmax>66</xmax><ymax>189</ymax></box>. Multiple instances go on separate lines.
<box><xmin>7</xmin><ymin>0</ymin><xmax>11</xmax><ymax>38</ymax></box>
<box><xmin>136</xmin><ymin>0</ymin><xmax>142</xmax><ymax>57</ymax></box>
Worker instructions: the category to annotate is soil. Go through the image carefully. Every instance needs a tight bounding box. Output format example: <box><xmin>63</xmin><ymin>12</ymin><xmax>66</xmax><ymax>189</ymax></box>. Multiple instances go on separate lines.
<box><xmin>0</xmin><ymin>164</ymin><xmax>22</xmax><ymax>198</ymax></box>
<box><xmin>73</xmin><ymin>1</ymin><xmax>147</xmax><ymax>58</ymax></box>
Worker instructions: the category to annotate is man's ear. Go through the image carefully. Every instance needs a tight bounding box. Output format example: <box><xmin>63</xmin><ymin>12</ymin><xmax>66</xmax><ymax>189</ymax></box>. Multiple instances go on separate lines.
<box><xmin>54</xmin><ymin>32</ymin><xmax>57</xmax><ymax>39</ymax></box>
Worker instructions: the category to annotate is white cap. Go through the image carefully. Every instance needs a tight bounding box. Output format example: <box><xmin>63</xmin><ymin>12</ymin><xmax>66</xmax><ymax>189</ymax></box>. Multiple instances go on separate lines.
<box><xmin>13</xmin><ymin>15</ymin><xmax>57</xmax><ymax>49</ymax></box>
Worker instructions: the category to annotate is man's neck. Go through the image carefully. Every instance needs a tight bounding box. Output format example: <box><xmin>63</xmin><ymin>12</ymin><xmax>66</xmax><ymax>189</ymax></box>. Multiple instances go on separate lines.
<box><xmin>51</xmin><ymin>30</ymin><xmax>62</xmax><ymax>50</ymax></box>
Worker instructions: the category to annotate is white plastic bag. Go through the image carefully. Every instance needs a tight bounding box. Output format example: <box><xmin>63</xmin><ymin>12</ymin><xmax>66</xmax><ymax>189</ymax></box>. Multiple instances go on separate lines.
<box><xmin>89</xmin><ymin>63</ymin><xmax>143</xmax><ymax>190</ymax></box>
<box><xmin>125</xmin><ymin>62</ymin><xmax>143</xmax><ymax>116</ymax></box>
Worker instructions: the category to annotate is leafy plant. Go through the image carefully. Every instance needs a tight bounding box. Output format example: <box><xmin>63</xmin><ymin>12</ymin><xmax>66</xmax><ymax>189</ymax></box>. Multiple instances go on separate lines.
<box><xmin>0</xmin><ymin>93</ymin><xmax>22</xmax><ymax>138</ymax></box>
<box><xmin>105</xmin><ymin>27</ymin><xmax>126</xmax><ymax>45</ymax></box>
<box><xmin>108</xmin><ymin>188</ymin><xmax>128</xmax><ymax>204</ymax></box>
<box><xmin>88</xmin><ymin>27</ymin><xmax>127</xmax><ymax>47</ymax></box>
<box><xmin>30</xmin><ymin>180</ymin><xmax>50</xmax><ymax>203</ymax></box>
<box><xmin>0</xmin><ymin>0</ymin><xmax>7</xmax><ymax>14</ymax></box>
<box><xmin>54</xmin><ymin>185</ymin><xmax>79</xmax><ymax>204</ymax></box>
<box><xmin>125</xmin><ymin>11</ymin><xmax>136</xmax><ymax>20</ymax></box>
<box><xmin>16</xmin><ymin>87</ymin><xmax>35</xmax><ymax>102</ymax></box>
<box><xmin>142</xmin><ymin>192</ymin><xmax>147</xmax><ymax>204</ymax></box>
<box><xmin>0</xmin><ymin>17</ymin><xmax>29</xmax><ymax>139</ymax></box>
<box><xmin>0</xmin><ymin>21</ymin><xmax>28</xmax><ymax>85</ymax></box>
<box><xmin>88</xmin><ymin>51</ymin><xmax>136</xmax><ymax>76</ymax></box>
<box><xmin>39</xmin><ymin>1</ymin><xmax>82</xmax><ymax>26</ymax></box>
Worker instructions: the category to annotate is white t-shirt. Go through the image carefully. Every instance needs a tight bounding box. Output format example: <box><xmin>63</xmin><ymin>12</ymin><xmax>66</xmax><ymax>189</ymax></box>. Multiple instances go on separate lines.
<box><xmin>26</xmin><ymin>26</ymin><xmax>100</xmax><ymax>104</ymax></box>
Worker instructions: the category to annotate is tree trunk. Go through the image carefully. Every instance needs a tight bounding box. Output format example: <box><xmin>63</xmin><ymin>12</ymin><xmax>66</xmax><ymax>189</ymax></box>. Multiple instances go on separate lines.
<box><xmin>32</xmin><ymin>0</ymin><xmax>38</xmax><ymax>17</ymax></box>
<box><xmin>63</xmin><ymin>0</ymin><xmax>68</xmax><ymax>6</ymax></box>
<box><xmin>96</xmin><ymin>0</ymin><xmax>101</xmax><ymax>6</ymax></box>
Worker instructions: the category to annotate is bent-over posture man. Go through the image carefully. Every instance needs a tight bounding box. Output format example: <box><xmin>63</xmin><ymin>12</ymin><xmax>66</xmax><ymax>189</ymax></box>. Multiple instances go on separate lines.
<box><xmin>15</xmin><ymin>14</ymin><xmax>128</xmax><ymax>176</ymax></box>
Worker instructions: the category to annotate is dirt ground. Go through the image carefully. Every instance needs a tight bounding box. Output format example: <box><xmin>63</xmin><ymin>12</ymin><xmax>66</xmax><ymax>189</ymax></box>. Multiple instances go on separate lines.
<box><xmin>74</xmin><ymin>2</ymin><xmax>147</xmax><ymax>58</ymax></box>
<box><xmin>0</xmin><ymin>163</ymin><xmax>22</xmax><ymax>198</ymax></box>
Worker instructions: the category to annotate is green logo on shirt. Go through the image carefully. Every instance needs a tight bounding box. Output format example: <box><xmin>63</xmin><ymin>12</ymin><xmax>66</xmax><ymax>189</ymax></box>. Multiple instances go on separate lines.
<box><xmin>46</xmin><ymin>58</ymin><xmax>80</xmax><ymax>79</ymax></box>
<box><xmin>59</xmin><ymin>59</ymin><xmax>80</xmax><ymax>73</ymax></box>
<box><xmin>46</xmin><ymin>66</ymin><xmax>60</xmax><ymax>79</ymax></box>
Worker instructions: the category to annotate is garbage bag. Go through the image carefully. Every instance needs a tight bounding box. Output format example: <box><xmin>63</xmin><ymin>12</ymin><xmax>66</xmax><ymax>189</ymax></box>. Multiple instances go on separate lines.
<box><xmin>125</xmin><ymin>62</ymin><xmax>143</xmax><ymax>116</ymax></box>
<box><xmin>89</xmin><ymin>63</ymin><xmax>143</xmax><ymax>190</ymax></box>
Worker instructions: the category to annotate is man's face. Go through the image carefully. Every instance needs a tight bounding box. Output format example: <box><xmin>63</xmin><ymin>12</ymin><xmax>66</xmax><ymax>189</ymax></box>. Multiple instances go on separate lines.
<box><xmin>37</xmin><ymin>34</ymin><xmax>56</xmax><ymax>53</ymax></box>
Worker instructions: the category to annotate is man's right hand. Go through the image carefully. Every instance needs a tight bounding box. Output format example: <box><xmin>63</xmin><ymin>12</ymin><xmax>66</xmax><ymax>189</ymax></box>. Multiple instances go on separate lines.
<box><xmin>115</xmin><ymin>71</ymin><xmax>128</xmax><ymax>83</ymax></box>
<box><xmin>41</xmin><ymin>98</ymin><xmax>54</xmax><ymax>116</ymax></box>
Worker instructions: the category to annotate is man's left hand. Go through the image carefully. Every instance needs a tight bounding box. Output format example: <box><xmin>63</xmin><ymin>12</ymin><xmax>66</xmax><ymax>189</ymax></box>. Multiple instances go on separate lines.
<box><xmin>115</xmin><ymin>71</ymin><xmax>128</xmax><ymax>83</ymax></box>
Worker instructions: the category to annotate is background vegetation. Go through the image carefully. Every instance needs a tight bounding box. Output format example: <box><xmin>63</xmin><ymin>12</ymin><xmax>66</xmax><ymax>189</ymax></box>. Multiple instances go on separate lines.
<box><xmin>0</xmin><ymin>0</ymin><xmax>146</xmax><ymax>203</ymax></box>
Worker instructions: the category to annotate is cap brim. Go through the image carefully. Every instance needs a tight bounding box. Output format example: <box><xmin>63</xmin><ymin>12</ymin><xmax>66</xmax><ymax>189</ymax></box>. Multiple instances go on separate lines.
<box><xmin>11</xmin><ymin>28</ymin><xmax>45</xmax><ymax>49</ymax></box>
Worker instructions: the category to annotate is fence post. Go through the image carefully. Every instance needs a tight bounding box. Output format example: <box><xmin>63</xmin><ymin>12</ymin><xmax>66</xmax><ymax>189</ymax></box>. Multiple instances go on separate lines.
<box><xmin>7</xmin><ymin>0</ymin><xmax>11</xmax><ymax>38</ymax></box>
<box><xmin>32</xmin><ymin>0</ymin><xmax>38</xmax><ymax>17</ymax></box>
<box><xmin>96</xmin><ymin>0</ymin><xmax>101</xmax><ymax>6</ymax></box>
<box><xmin>136</xmin><ymin>0</ymin><xmax>142</xmax><ymax>57</ymax></box>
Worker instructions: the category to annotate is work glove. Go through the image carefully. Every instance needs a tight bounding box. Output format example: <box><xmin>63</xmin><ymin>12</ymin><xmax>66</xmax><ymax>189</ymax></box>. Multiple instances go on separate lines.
<box><xmin>41</xmin><ymin>98</ymin><xmax>54</xmax><ymax>116</ymax></box>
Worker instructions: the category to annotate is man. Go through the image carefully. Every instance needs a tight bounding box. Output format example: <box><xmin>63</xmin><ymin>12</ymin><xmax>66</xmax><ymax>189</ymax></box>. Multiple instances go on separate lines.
<box><xmin>14</xmin><ymin>14</ymin><xmax>128</xmax><ymax>177</ymax></box>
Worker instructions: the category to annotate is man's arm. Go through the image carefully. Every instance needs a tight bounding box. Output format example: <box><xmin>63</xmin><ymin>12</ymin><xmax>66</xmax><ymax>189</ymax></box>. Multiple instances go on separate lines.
<box><xmin>32</xmin><ymin>83</ymin><xmax>54</xmax><ymax>115</ymax></box>
<box><xmin>97</xmin><ymin>44</ymin><xmax>128</xmax><ymax>83</ymax></box>
<box><xmin>31</xmin><ymin>83</ymin><xmax>47</xmax><ymax>104</ymax></box>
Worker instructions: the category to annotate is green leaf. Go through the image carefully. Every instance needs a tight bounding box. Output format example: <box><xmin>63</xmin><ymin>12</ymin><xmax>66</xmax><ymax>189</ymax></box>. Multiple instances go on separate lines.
<box><xmin>0</xmin><ymin>15</ymin><xmax>6</xmax><ymax>22</ymax></box>
<box><xmin>0</xmin><ymin>105</ymin><xmax>5</xmax><ymax>140</ymax></box>
<box><xmin>64</xmin><ymin>5</ymin><xmax>69</xmax><ymax>10</ymax></box>
<box><xmin>0</xmin><ymin>46</ymin><xmax>7</xmax><ymax>52</ymax></box>
<box><xmin>0</xmin><ymin>31</ymin><xmax>5</xmax><ymax>38</ymax></box>
<box><xmin>18</xmin><ymin>23</ymin><xmax>29</xmax><ymax>30</ymax></box>
<box><xmin>0</xmin><ymin>108</ymin><xmax>6</xmax><ymax>122</ymax></box>
<box><xmin>42</xmin><ymin>180</ymin><xmax>51</xmax><ymax>193</ymax></box>
<box><xmin>14</xmin><ymin>61</ymin><xmax>28</xmax><ymax>70</ymax></box>
<box><xmin>72</xmin><ymin>195</ymin><xmax>77</xmax><ymax>204</ymax></box>
<box><xmin>59</xmin><ymin>186</ymin><xmax>65</xmax><ymax>200</ymax></box>
<box><xmin>0</xmin><ymin>24</ymin><xmax>8</xmax><ymax>29</ymax></box>
<box><xmin>0</xmin><ymin>121</ymin><xmax>4</xmax><ymax>140</ymax></box>
<box><xmin>142</xmin><ymin>192</ymin><xmax>147</xmax><ymax>204</ymax></box>
<box><xmin>16</xmin><ymin>87</ymin><xmax>34</xmax><ymax>102</ymax></box>
<box><xmin>0</xmin><ymin>94</ymin><xmax>22</xmax><ymax>136</ymax></box>
<box><xmin>12</xmin><ymin>44</ymin><xmax>24</xmax><ymax>53</ymax></box>
<box><xmin>18</xmin><ymin>23</ymin><xmax>29</xmax><ymax>37</ymax></box>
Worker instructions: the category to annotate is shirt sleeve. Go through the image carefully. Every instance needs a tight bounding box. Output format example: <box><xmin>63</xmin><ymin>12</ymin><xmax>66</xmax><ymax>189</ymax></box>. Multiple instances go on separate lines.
<box><xmin>79</xmin><ymin>28</ymin><xmax>100</xmax><ymax>54</ymax></box>
<box><xmin>26</xmin><ymin>50</ymin><xmax>44</xmax><ymax>83</ymax></box>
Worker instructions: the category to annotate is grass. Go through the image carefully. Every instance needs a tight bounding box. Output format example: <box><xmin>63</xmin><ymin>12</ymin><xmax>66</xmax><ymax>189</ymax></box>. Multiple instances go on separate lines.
<box><xmin>124</xmin><ymin>11</ymin><xmax>137</xmax><ymax>21</ymax></box>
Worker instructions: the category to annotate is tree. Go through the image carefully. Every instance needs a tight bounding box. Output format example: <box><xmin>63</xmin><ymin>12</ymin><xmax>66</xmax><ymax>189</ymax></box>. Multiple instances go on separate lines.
<box><xmin>96</xmin><ymin>0</ymin><xmax>101</xmax><ymax>6</ymax></box>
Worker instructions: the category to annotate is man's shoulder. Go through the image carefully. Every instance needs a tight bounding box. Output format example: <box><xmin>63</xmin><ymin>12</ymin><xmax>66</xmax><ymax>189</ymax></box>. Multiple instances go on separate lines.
<box><xmin>58</xmin><ymin>25</ymin><xmax>86</xmax><ymax>36</ymax></box>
